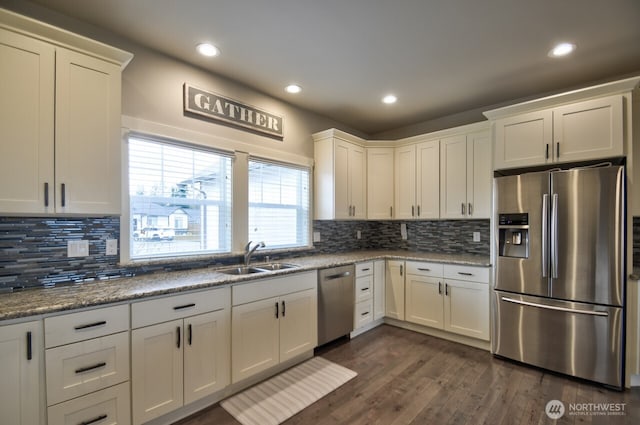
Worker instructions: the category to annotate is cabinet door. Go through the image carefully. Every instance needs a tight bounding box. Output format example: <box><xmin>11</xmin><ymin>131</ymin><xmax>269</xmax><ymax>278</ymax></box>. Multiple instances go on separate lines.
<box><xmin>55</xmin><ymin>48</ymin><xmax>122</xmax><ymax>214</ymax></box>
<box><xmin>394</xmin><ymin>145</ymin><xmax>416</xmax><ymax>219</ymax></box>
<box><xmin>416</xmin><ymin>140</ymin><xmax>440</xmax><ymax>219</ymax></box>
<box><xmin>184</xmin><ymin>309</ymin><xmax>230</xmax><ymax>405</ymax></box>
<box><xmin>231</xmin><ymin>297</ymin><xmax>280</xmax><ymax>383</ymax></box>
<box><xmin>0</xmin><ymin>320</ymin><xmax>44</xmax><ymax>425</ymax></box>
<box><xmin>0</xmin><ymin>29</ymin><xmax>55</xmax><ymax>214</ymax></box>
<box><xmin>367</xmin><ymin>147</ymin><xmax>395</xmax><ymax>219</ymax></box>
<box><xmin>467</xmin><ymin>131</ymin><xmax>492</xmax><ymax>218</ymax></box>
<box><xmin>405</xmin><ymin>275</ymin><xmax>444</xmax><ymax>329</ymax></box>
<box><xmin>553</xmin><ymin>94</ymin><xmax>624</xmax><ymax>163</ymax></box>
<box><xmin>349</xmin><ymin>143</ymin><xmax>367</xmax><ymax>219</ymax></box>
<box><xmin>279</xmin><ymin>289</ymin><xmax>318</xmax><ymax>362</ymax></box>
<box><xmin>131</xmin><ymin>320</ymin><xmax>183</xmax><ymax>425</ymax></box>
<box><xmin>385</xmin><ymin>260</ymin><xmax>405</xmax><ymax>320</ymax></box>
<box><xmin>494</xmin><ymin>110</ymin><xmax>553</xmax><ymax>170</ymax></box>
<box><xmin>373</xmin><ymin>260</ymin><xmax>386</xmax><ymax>320</ymax></box>
<box><xmin>443</xmin><ymin>279</ymin><xmax>489</xmax><ymax>340</ymax></box>
<box><xmin>333</xmin><ymin>140</ymin><xmax>351</xmax><ymax>219</ymax></box>
<box><xmin>440</xmin><ymin>135</ymin><xmax>468</xmax><ymax>218</ymax></box>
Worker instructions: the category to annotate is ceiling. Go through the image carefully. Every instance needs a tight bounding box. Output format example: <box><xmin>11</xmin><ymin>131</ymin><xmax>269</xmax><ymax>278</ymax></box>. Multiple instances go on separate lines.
<box><xmin>22</xmin><ymin>0</ymin><xmax>640</xmax><ymax>135</ymax></box>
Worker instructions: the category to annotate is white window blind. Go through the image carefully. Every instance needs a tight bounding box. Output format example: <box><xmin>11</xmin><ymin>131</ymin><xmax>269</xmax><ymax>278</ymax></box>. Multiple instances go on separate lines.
<box><xmin>129</xmin><ymin>136</ymin><xmax>233</xmax><ymax>259</ymax></box>
<box><xmin>248</xmin><ymin>158</ymin><xmax>310</xmax><ymax>249</ymax></box>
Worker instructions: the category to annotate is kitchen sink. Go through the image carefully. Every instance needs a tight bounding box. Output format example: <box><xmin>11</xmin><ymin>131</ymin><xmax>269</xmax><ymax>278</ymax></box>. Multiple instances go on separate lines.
<box><xmin>217</xmin><ymin>266</ymin><xmax>266</xmax><ymax>275</ymax></box>
<box><xmin>253</xmin><ymin>262</ymin><xmax>299</xmax><ymax>271</ymax></box>
<box><xmin>217</xmin><ymin>263</ymin><xmax>299</xmax><ymax>275</ymax></box>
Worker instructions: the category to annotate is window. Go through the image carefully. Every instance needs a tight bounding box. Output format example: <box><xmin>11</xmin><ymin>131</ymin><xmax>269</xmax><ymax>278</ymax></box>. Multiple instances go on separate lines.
<box><xmin>248</xmin><ymin>158</ymin><xmax>310</xmax><ymax>249</ymax></box>
<box><xmin>128</xmin><ymin>136</ymin><xmax>233</xmax><ymax>259</ymax></box>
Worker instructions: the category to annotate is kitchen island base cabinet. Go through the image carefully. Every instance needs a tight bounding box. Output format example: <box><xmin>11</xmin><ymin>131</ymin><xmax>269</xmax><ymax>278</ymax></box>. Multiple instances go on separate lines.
<box><xmin>131</xmin><ymin>287</ymin><xmax>230</xmax><ymax>425</ymax></box>
<box><xmin>231</xmin><ymin>271</ymin><xmax>317</xmax><ymax>384</ymax></box>
<box><xmin>0</xmin><ymin>320</ymin><xmax>44</xmax><ymax>425</ymax></box>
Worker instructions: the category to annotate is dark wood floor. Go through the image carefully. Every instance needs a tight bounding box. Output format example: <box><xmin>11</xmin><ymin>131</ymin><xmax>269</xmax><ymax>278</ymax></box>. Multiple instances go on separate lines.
<box><xmin>175</xmin><ymin>325</ymin><xmax>640</xmax><ymax>425</ymax></box>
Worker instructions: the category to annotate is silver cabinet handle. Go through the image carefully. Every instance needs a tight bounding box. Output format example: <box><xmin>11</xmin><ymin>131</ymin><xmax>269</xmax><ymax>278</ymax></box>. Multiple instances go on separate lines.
<box><xmin>417</xmin><ymin>205</ymin><xmax>421</xmax><ymax>217</ymax></box>
<box><xmin>411</xmin><ymin>205</ymin><xmax>415</xmax><ymax>217</ymax></box>
<box><xmin>390</xmin><ymin>206</ymin><xmax>393</xmax><ymax>217</ymax></box>
<box><xmin>61</xmin><ymin>183</ymin><xmax>66</xmax><ymax>207</ymax></box>
<box><xmin>438</xmin><ymin>282</ymin><xmax>442</xmax><ymax>295</ymax></box>
<box><xmin>400</xmin><ymin>265</ymin><xmax>403</xmax><ymax>276</ymax></box>
<box><xmin>461</xmin><ymin>203</ymin><xmax>466</xmax><ymax>215</ymax></box>
<box><xmin>458</xmin><ymin>272</ymin><xmax>473</xmax><ymax>276</ymax></box>
<box><xmin>445</xmin><ymin>283</ymin><xmax>449</xmax><ymax>296</ymax></box>
<box><xmin>417</xmin><ymin>268</ymin><xmax>430</xmax><ymax>271</ymax></box>
<box><xmin>353</xmin><ymin>205</ymin><xmax>356</xmax><ymax>216</ymax></box>
<box><xmin>44</xmin><ymin>182</ymin><xmax>49</xmax><ymax>207</ymax></box>
<box><xmin>542</xmin><ymin>194</ymin><xmax>549</xmax><ymax>278</ymax></box>
<box><xmin>545</xmin><ymin>143</ymin><xmax>550</xmax><ymax>159</ymax></box>
<box><xmin>556</xmin><ymin>142</ymin><xmax>560</xmax><ymax>158</ymax></box>
<box><xmin>468</xmin><ymin>203</ymin><xmax>472</xmax><ymax>216</ymax></box>
<box><xmin>501</xmin><ymin>297</ymin><xmax>608</xmax><ymax>316</ymax></box>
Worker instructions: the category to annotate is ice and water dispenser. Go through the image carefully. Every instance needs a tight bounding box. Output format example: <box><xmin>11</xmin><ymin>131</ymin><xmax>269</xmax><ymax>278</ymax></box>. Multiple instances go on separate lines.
<box><xmin>498</xmin><ymin>213</ymin><xmax>529</xmax><ymax>258</ymax></box>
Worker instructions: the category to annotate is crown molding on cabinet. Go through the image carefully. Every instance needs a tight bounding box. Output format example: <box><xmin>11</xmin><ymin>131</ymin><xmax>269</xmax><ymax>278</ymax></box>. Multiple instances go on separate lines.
<box><xmin>0</xmin><ymin>8</ymin><xmax>133</xmax><ymax>68</ymax></box>
<box><xmin>483</xmin><ymin>76</ymin><xmax>640</xmax><ymax>120</ymax></box>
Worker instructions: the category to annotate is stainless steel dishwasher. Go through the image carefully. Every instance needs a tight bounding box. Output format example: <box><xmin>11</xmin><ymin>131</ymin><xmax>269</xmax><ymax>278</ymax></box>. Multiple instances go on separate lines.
<box><xmin>317</xmin><ymin>264</ymin><xmax>355</xmax><ymax>345</ymax></box>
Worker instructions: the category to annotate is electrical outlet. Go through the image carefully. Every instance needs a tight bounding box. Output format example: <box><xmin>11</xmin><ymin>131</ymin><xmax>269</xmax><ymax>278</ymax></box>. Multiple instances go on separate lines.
<box><xmin>106</xmin><ymin>239</ymin><xmax>118</xmax><ymax>256</ymax></box>
<box><xmin>313</xmin><ymin>231</ymin><xmax>321</xmax><ymax>242</ymax></box>
<box><xmin>473</xmin><ymin>232</ymin><xmax>481</xmax><ymax>242</ymax></box>
<box><xmin>356</xmin><ymin>230</ymin><xmax>361</xmax><ymax>239</ymax></box>
<box><xmin>67</xmin><ymin>240</ymin><xmax>89</xmax><ymax>257</ymax></box>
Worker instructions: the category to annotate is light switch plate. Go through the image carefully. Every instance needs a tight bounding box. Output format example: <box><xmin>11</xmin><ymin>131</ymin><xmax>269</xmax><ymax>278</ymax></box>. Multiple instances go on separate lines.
<box><xmin>106</xmin><ymin>239</ymin><xmax>118</xmax><ymax>256</ymax></box>
<box><xmin>313</xmin><ymin>231</ymin><xmax>321</xmax><ymax>242</ymax></box>
<box><xmin>473</xmin><ymin>232</ymin><xmax>481</xmax><ymax>242</ymax></box>
<box><xmin>67</xmin><ymin>240</ymin><xmax>89</xmax><ymax>257</ymax></box>
<box><xmin>356</xmin><ymin>230</ymin><xmax>361</xmax><ymax>239</ymax></box>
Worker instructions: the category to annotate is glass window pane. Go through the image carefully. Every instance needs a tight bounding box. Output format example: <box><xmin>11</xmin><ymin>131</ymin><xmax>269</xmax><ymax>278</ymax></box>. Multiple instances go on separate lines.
<box><xmin>129</xmin><ymin>137</ymin><xmax>232</xmax><ymax>259</ymax></box>
<box><xmin>248</xmin><ymin>159</ymin><xmax>310</xmax><ymax>249</ymax></box>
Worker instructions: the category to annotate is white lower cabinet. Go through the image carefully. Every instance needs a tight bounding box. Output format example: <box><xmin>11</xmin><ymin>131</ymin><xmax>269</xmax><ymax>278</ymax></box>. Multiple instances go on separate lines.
<box><xmin>403</xmin><ymin>262</ymin><xmax>490</xmax><ymax>341</ymax></box>
<box><xmin>373</xmin><ymin>260</ymin><xmax>386</xmax><ymax>320</ymax></box>
<box><xmin>44</xmin><ymin>305</ymin><xmax>130</xmax><ymax>425</ymax></box>
<box><xmin>47</xmin><ymin>381</ymin><xmax>130</xmax><ymax>425</ymax></box>
<box><xmin>0</xmin><ymin>320</ymin><xmax>44</xmax><ymax>425</ymax></box>
<box><xmin>131</xmin><ymin>287</ymin><xmax>230</xmax><ymax>425</ymax></box>
<box><xmin>385</xmin><ymin>260</ymin><xmax>405</xmax><ymax>320</ymax></box>
<box><xmin>231</xmin><ymin>271</ymin><xmax>317</xmax><ymax>383</ymax></box>
<box><xmin>353</xmin><ymin>262</ymin><xmax>374</xmax><ymax>330</ymax></box>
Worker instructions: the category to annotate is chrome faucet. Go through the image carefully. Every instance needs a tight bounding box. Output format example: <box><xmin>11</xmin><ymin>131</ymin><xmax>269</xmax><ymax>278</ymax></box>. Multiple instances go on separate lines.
<box><xmin>244</xmin><ymin>241</ymin><xmax>265</xmax><ymax>266</ymax></box>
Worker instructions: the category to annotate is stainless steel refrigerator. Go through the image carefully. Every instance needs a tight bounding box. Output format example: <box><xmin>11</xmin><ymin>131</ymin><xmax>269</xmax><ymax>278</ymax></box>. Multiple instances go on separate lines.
<box><xmin>492</xmin><ymin>164</ymin><xmax>625</xmax><ymax>388</ymax></box>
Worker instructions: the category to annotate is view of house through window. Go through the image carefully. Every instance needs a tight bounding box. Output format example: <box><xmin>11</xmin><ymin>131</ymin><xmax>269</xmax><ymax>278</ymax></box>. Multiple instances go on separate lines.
<box><xmin>128</xmin><ymin>136</ymin><xmax>233</xmax><ymax>259</ymax></box>
<box><xmin>248</xmin><ymin>158</ymin><xmax>310</xmax><ymax>249</ymax></box>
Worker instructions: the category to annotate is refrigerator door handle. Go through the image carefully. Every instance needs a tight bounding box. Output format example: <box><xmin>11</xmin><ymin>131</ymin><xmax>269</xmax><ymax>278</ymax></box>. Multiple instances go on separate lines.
<box><xmin>551</xmin><ymin>193</ymin><xmax>559</xmax><ymax>279</ymax></box>
<box><xmin>501</xmin><ymin>297</ymin><xmax>609</xmax><ymax>317</ymax></box>
<box><xmin>542</xmin><ymin>194</ymin><xmax>549</xmax><ymax>278</ymax></box>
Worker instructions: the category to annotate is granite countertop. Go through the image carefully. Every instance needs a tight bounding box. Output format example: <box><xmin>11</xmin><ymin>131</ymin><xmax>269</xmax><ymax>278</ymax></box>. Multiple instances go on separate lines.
<box><xmin>0</xmin><ymin>250</ymin><xmax>490</xmax><ymax>322</ymax></box>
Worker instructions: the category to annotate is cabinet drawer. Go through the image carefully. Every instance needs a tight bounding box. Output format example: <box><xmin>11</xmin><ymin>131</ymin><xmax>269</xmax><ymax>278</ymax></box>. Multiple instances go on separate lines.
<box><xmin>47</xmin><ymin>381</ymin><xmax>130</xmax><ymax>425</ymax></box>
<box><xmin>132</xmin><ymin>286</ymin><xmax>230</xmax><ymax>329</ymax></box>
<box><xmin>45</xmin><ymin>304</ymin><xmax>129</xmax><ymax>348</ymax></box>
<box><xmin>406</xmin><ymin>261</ymin><xmax>443</xmax><ymax>278</ymax></box>
<box><xmin>355</xmin><ymin>261</ymin><xmax>374</xmax><ymax>277</ymax></box>
<box><xmin>232</xmin><ymin>271</ymin><xmax>316</xmax><ymax>306</ymax></box>
<box><xmin>355</xmin><ymin>275</ymin><xmax>373</xmax><ymax>302</ymax></box>
<box><xmin>443</xmin><ymin>264</ymin><xmax>489</xmax><ymax>283</ymax></box>
<box><xmin>46</xmin><ymin>331</ymin><xmax>129</xmax><ymax>406</ymax></box>
<box><xmin>354</xmin><ymin>299</ymin><xmax>373</xmax><ymax>329</ymax></box>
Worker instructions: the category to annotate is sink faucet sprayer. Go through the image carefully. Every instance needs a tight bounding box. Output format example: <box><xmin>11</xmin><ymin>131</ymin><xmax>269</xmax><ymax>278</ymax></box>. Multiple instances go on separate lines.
<box><xmin>244</xmin><ymin>241</ymin><xmax>266</xmax><ymax>266</ymax></box>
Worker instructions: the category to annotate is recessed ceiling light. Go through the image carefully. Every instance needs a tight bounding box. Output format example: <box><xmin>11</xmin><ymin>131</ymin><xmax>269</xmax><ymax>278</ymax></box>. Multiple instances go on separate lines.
<box><xmin>549</xmin><ymin>42</ymin><xmax>576</xmax><ymax>58</ymax></box>
<box><xmin>196</xmin><ymin>43</ymin><xmax>220</xmax><ymax>57</ymax></box>
<box><xmin>285</xmin><ymin>84</ymin><xmax>302</xmax><ymax>94</ymax></box>
<box><xmin>382</xmin><ymin>94</ymin><xmax>397</xmax><ymax>104</ymax></box>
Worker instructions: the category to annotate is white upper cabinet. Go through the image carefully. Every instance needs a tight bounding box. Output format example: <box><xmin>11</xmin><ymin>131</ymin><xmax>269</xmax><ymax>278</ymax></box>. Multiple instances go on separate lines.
<box><xmin>440</xmin><ymin>130</ymin><xmax>492</xmax><ymax>219</ymax></box>
<box><xmin>0</xmin><ymin>28</ymin><xmax>55</xmax><ymax>214</ymax></box>
<box><xmin>394</xmin><ymin>139</ymin><xmax>439</xmax><ymax>219</ymax></box>
<box><xmin>314</xmin><ymin>130</ymin><xmax>366</xmax><ymax>220</ymax></box>
<box><xmin>367</xmin><ymin>147</ymin><xmax>394</xmax><ymax>219</ymax></box>
<box><xmin>0</xmin><ymin>10</ymin><xmax>133</xmax><ymax>215</ymax></box>
<box><xmin>55</xmin><ymin>49</ymin><xmax>123</xmax><ymax>214</ymax></box>
<box><xmin>486</xmin><ymin>78</ymin><xmax>640</xmax><ymax>171</ymax></box>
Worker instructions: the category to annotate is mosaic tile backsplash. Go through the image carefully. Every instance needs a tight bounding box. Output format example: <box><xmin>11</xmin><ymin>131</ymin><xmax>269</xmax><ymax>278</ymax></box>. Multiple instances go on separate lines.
<box><xmin>2</xmin><ymin>216</ymin><xmax>638</xmax><ymax>290</ymax></box>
